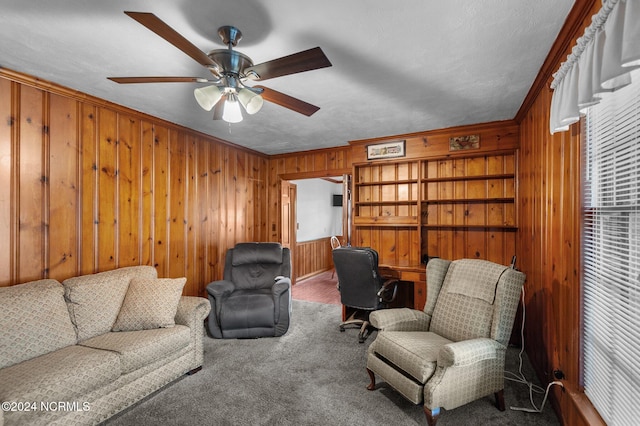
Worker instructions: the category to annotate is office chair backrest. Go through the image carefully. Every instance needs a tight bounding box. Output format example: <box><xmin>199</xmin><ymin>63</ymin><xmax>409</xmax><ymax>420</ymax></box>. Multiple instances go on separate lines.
<box><xmin>332</xmin><ymin>247</ymin><xmax>383</xmax><ymax>310</ymax></box>
<box><xmin>224</xmin><ymin>242</ymin><xmax>291</xmax><ymax>290</ymax></box>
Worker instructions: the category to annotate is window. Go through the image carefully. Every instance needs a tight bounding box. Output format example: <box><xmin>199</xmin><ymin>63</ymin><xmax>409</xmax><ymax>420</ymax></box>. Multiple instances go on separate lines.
<box><xmin>582</xmin><ymin>73</ymin><xmax>640</xmax><ymax>425</ymax></box>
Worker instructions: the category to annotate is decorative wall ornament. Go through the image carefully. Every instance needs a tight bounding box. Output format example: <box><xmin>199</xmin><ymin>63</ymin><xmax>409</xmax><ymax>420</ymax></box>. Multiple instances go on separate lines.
<box><xmin>449</xmin><ymin>134</ymin><xmax>480</xmax><ymax>151</ymax></box>
<box><xmin>366</xmin><ymin>140</ymin><xmax>406</xmax><ymax>160</ymax></box>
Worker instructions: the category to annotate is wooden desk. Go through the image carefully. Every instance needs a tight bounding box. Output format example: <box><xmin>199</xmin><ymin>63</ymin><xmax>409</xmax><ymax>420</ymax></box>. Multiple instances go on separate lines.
<box><xmin>378</xmin><ymin>263</ymin><xmax>426</xmax><ymax>310</ymax></box>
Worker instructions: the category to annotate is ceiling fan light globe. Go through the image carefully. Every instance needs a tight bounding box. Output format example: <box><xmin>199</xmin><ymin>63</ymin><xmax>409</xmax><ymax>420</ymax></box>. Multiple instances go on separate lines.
<box><xmin>238</xmin><ymin>89</ymin><xmax>264</xmax><ymax>115</ymax></box>
<box><xmin>222</xmin><ymin>97</ymin><xmax>243</xmax><ymax>123</ymax></box>
<box><xmin>194</xmin><ymin>85</ymin><xmax>223</xmax><ymax>111</ymax></box>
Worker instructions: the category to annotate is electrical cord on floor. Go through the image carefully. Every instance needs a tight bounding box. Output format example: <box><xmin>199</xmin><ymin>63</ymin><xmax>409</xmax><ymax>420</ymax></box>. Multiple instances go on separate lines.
<box><xmin>510</xmin><ymin>380</ymin><xmax>564</xmax><ymax>413</ymax></box>
<box><xmin>504</xmin><ymin>287</ymin><xmax>564</xmax><ymax>413</ymax></box>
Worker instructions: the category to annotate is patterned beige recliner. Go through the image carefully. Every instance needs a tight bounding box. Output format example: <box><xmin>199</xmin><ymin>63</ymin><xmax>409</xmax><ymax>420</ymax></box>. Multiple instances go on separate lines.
<box><xmin>366</xmin><ymin>258</ymin><xmax>525</xmax><ymax>425</ymax></box>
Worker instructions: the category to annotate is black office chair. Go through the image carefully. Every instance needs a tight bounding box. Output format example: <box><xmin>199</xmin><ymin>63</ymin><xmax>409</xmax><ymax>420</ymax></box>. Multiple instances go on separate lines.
<box><xmin>332</xmin><ymin>247</ymin><xmax>398</xmax><ymax>343</ymax></box>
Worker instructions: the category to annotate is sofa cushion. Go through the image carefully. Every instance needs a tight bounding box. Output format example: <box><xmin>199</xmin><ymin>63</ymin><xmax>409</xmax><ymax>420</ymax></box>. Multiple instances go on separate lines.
<box><xmin>63</xmin><ymin>266</ymin><xmax>158</xmax><ymax>341</ymax></box>
<box><xmin>112</xmin><ymin>277</ymin><xmax>186</xmax><ymax>331</ymax></box>
<box><xmin>80</xmin><ymin>326</ymin><xmax>191</xmax><ymax>374</ymax></box>
<box><xmin>0</xmin><ymin>345</ymin><xmax>120</xmax><ymax>407</ymax></box>
<box><xmin>220</xmin><ymin>289</ymin><xmax>275</xmax><ymax>330</ymax></box>
<box><xmin>0</xmin><ymin>279</ymin><xmax>77</xmax><ymax>369</ymax></box>
<box><xmin>369</xmin><ymin>331</ymin><xmax>452</xmax><ymax>384</ymax></box>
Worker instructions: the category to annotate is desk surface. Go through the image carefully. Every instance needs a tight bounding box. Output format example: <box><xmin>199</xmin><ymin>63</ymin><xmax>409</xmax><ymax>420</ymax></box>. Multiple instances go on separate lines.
<box><xmin>378</xmin><ymin>263</ymin><xmax>426</xmax><ymax>310</ymax></box>
<box><xmin>379</xmin><ymin>263</ymin><xmax>425</xmax><ymax>273</ymax></box>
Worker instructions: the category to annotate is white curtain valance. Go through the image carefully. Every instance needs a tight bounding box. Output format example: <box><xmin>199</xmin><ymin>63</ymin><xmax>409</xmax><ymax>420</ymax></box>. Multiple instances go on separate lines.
<box><xmin>549</xmin><ymin>0</ymin><xmax>640</xmax><ymax>134</ymax></box>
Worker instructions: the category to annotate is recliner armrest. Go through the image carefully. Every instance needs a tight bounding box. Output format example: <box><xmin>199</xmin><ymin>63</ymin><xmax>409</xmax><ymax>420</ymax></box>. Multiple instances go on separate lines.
<box><xmin>206</xmin><ymin>280</ymin><xmax>235</xmax><ymax>299</ymax></box>
<box><xmin>437</xmin><ymin>338</ymin><xmax>504</xmax><ymax>367</ymax></box>
<box><xmin>369</xmin><ymin>308</ymin><xmax>431</xmax><ymax>331</ymax></box>
<box><xmin>272</xmin><ymin>277</ymin><xmax>291</xmax><ymax>325</ymax></box>
<box><xmin>272</xmin><ymin>277</ymin><xmax>291</xmax><ymax>296</ymax></box>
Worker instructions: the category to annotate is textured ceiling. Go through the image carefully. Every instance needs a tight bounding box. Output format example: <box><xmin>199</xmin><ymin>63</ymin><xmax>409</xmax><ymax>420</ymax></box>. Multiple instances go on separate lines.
<box><xmin>0</xmin><ymin>0</ymin><xmax>575</xmax><ymax>154</ymax></box>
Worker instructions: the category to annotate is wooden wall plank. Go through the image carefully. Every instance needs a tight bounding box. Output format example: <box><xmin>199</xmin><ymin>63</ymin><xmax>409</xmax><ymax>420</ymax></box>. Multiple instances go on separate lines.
<box><xmin>0</xmin><ymin>79</ymin><xmax>14</xmax><ymax>286</ymax></box>
<box><xmin>235</xmin><ymin>151</ymin><xmax>247</xmax><ymax>241</ymax></box>
<box><xmin>140</xmin><ymin>120</ymin><xmax>154</xmax><ymax>267</ymax></box>
<box><xmin>195</xmin><ymin>135</ymin><xmax>210</xmax><ymax>296</ymax></box>
<box><xmin>185</xmin><ymin>135</ymin><xmax>198</xmax><ymax>296</ymax></box>
<box><xmin>96</xmin><ymin>107</ymin><xmax>118</xmax><ymax>272</ymax></box>
<box><xmin>225</xmin><ymin>147</ymin><xmax>236</xmax><ymax>243</ymax></box>
<box><xmin>152</xmin><ymin>124</ymin><xmax>169</xmax><ymax>276</ymax></box>
<box><xmin>209</xmin><ymin>142</ymin><xmax>223</xmax><ymax>280</ymax></box>
<box><xmin>48</xmin><ymin>94</ymin><xmax>78</xmax><ymax>279</ymax></box>
<box><xmin>79</xmin><ymin>103</ymin><xmax>98</xmax><ymax>275</ymax></box>
<box><xmin>168</xmin><ymin>130</ymin><xmax>186</xmax><ymax>278</ymax></box>
<box><xmin>117</xmin><ymin>114</ymin><xmax>141</xmax><ymax>265</ymax></box>
<box><xmin>18</xmin><ymin>85</ymin><xmax>45</xmax><ymax>282</ymax></box>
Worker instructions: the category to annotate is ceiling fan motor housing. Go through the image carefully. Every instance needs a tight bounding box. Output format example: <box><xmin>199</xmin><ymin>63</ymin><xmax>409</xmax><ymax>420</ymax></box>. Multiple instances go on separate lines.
<box><xmin>207</xmin><ymin>49</ymin><xmax>254</xmax><ymax>77</ymax></box>
<box><xmin>218</xmin><ymin>25</ymin><xmax>242</xmax><ymax>47</ymax></box>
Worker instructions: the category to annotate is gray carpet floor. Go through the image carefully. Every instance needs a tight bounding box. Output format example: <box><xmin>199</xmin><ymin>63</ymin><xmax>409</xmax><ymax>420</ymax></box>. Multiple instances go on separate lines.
<box><xmin>104</xmin><ymin>300</ymin><xmax>560</xmax><ymax>425</ymax></box>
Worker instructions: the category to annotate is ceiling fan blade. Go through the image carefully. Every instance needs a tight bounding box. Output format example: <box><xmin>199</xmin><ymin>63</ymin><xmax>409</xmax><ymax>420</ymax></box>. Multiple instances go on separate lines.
<box><xmin>256</xmin><ymin>86</ymin><xmax>320</xmax><ymax>116</ymax></box>
<box><xmin>108</xmin><ymin>77</ymin><xmax>207</xmax><ymax>84</ymax></box>
<box><xmin>124</xmin><ymin>11</ymin><xmax>216</xmax><ymax>68</ymax></box>
<box><xmin>244</xmin><ymin>47</ymin><xmax>332</xmax><ymax>81</ymax></box>
<box><xmin>212</xmin><ymin>100</ymin><xmax>224</xmax><ymax>120</ymax></box>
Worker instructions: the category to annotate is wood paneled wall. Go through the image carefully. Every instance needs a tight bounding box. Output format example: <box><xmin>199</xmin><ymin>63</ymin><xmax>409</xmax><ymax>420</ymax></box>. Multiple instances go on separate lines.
<box><xmin>266</xmin><ymin>148</ymin><xmax>351</xmax><ymax>281</ymax></box>
<box><xmin>349</xmin><ymin>120</ymin><xmax>519</xmax><ymax>163</ymax></box>
<box><xmin>349</xmin><ymin>121</ymin><xmax>520</xmax><ymax>267</ymax></box>
<box><xmin>0</xmin><ymin>69</ymin><xmax>268</xmax><ymax>297</ymax></box>
<box><xmin>294</xmin><ymin>236</ymin><xmax>334</xmax><ymax>280</ymax></box>
<box><xmin>267</xmin><ymin>148</ymin><xmax>352</xmax><ymax>242</ymax></box>
<box><xmin>516</xmin><ymin>0</ymin><xmax>605</xmax><ymax>424</ymax></box>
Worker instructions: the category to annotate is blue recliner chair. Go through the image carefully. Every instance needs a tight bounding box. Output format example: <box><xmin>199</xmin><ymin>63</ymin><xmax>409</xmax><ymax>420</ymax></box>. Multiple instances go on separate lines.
<box><xmin>206</xmin><ymin>242</ymin><xmax>291</xmax><ymax>339</ymax></box>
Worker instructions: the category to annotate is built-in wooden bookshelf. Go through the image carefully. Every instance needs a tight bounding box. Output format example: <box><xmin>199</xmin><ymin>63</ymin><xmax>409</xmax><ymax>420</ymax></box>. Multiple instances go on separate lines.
<box><xmin>352</xmin><ymin>160</ymin><xmax>419</xmax><ymax>227</ymax></box>
<box><xmin>352</xmin><ymin>151</ymin><xmax>517</xmax><ymax>264</ymax></box>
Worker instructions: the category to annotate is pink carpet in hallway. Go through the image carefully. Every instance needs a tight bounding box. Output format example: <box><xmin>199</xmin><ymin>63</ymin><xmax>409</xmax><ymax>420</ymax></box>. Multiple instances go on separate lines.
<box><xmin>292</xmin><ymin>270</ymin><xmax>341</xmax><ymax>305</ymax></box>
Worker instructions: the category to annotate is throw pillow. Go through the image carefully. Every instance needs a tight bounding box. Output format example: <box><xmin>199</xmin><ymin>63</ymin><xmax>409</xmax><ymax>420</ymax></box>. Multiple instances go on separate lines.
<box><xmin>112</xmin><ymin>277</ymin><xmax>186</xmax><ymax>331</ymax></box>
<box><xmin>62</xmin><ymin>266</ymin><xmax>158</xmax><ymax>341</ymax></box>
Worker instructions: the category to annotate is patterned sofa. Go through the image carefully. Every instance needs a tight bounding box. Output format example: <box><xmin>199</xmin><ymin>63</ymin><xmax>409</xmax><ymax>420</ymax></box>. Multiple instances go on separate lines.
<box><xmin>0</xmin><ymin>266</ymin><xmax>211</xmax><ymax>426</ymax></box>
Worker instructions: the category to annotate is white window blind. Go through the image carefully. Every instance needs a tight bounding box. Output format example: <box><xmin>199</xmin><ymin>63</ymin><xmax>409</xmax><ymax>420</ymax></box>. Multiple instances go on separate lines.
<box><xmin>583</xmin><ymin>73</ymin><xmax>640</xmax><ymax>426</ymax></box>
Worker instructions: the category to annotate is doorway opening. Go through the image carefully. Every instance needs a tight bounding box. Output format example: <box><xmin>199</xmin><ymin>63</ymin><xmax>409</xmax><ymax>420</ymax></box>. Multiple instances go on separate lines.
<box><xmin>280</xmin><ymin>174</ymin><xmax>350</xmax><ymax>289</ymax></box>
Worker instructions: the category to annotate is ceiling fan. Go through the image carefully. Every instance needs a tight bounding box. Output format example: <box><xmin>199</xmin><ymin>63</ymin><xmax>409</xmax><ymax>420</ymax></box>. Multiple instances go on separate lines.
<box><xmin>108</xmin><ymin>11</ymin><xmax>332</xmax><ymax>123</ymax></box>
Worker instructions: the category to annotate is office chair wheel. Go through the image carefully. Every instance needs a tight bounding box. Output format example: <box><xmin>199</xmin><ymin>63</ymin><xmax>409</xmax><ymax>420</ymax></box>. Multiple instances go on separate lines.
<box><xmin>358</xmin><ymin>329</ymin><xmax>372</xmax><ymax>343</ymax></box>
<box><xmin>339</xmin><ymin>325</ymin><xmax>345</xmax><ymax>332</ymax></box>
<box><xmin>358</xmin><ymin>322</ymin><xmax>373</xmax><ymax>343</ymax></box>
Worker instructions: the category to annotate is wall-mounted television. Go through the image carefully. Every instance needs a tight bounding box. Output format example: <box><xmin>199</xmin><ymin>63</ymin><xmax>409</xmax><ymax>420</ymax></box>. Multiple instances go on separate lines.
<box><xmin>332</xmin><ymin>194</ymin><xmax>343</xmax><ymax>207</ymax></box>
